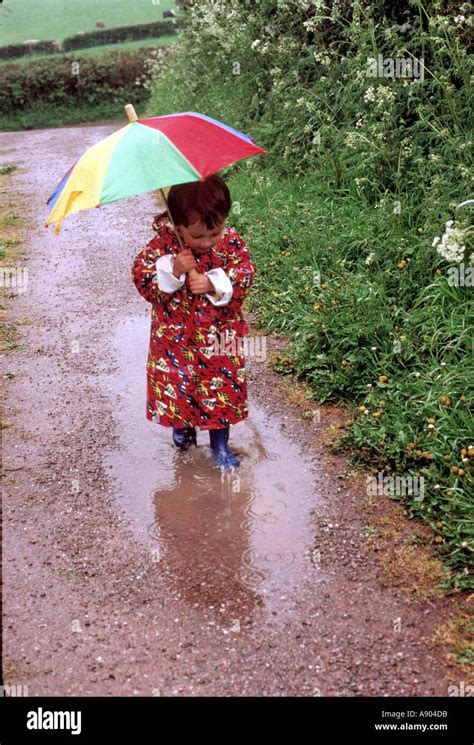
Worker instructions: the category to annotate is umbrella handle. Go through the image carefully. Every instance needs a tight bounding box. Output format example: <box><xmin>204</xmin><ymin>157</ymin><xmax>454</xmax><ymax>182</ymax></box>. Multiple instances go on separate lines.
<box><xmin>158</xmin><ymin>187</ymin><xmax>200</xmax><ymax>280</ymax></box>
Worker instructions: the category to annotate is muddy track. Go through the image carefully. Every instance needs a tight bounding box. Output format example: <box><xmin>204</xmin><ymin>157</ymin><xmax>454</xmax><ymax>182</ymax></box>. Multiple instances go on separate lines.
<box><xmin>1</xmin><ymin>123</ymin><xmax>467</xmax><ymax>696</ymax></box>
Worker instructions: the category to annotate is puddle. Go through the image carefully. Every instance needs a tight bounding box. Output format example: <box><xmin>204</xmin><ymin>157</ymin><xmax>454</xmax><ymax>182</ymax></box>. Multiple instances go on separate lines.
<box><xmin>100</xmin><ymin>314</ymin><xmax>327</xmax><ymax>624</ymax></box>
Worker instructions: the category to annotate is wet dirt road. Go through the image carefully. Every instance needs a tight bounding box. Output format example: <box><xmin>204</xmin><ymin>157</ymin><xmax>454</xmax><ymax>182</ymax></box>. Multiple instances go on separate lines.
<box><xmin>1</xmin><ymin>123</ymin><xmax>464</xmax><ymax>696</ymax></box>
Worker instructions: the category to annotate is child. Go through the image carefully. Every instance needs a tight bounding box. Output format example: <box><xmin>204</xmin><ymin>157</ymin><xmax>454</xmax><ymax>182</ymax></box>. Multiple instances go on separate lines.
<box><xmin>131</xmin><ymin>174</ymin><xmax>255</xmax><ymax>468</ymax></box>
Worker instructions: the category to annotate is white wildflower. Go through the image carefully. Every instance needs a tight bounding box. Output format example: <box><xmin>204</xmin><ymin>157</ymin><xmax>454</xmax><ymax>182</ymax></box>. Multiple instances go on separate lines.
<box><xmin>364</xmin><ymin>85</ymin><xmax>396</xmax><ymax>106</ymax></box>
<box><xmin>313</xmin><ymin>50</ymin><xmax>331</xmax><ymax>65</ymax></box>
<box><xmin>345</xmin><ymin>132</ymin><xmax>359</xmax><ymax>149</ymax></box>
<box><xmin>434</xmin><ymin>219</ymin><xmax>467</xmax><ymax>263</ymax></box>
<box><xmin>364</xmin><ymin>86</ymin><xmax>375</xmax><ymax>102</ymax></box>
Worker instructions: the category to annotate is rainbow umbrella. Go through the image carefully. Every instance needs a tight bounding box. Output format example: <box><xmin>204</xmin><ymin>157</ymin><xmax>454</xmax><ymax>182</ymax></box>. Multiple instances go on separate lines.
<box><xmin>46</xmin><ymin>105</ymin><xmax>267</xmax><ymax>238</ymax></box>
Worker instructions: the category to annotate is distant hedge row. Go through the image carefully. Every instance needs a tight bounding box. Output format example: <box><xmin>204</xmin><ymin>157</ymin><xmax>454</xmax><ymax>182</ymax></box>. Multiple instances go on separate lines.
<box><xmin>0</xmin><ymin>50</ymin><xmax>153</xmax><ymax>114</ymax></box>
<box><xmin>0</xmin><ymin>40</ymin><xmax>61</xmax><ymax>60</ymax></box>
<box><xmin>62</xmin><ymin>18</ymin><xmax>183</xmax><ymax>51</ymax></box>
<box><xmin>0</xmin><ymin>18</ymin><xmax>183</xmax><ymax>60</ymax></box>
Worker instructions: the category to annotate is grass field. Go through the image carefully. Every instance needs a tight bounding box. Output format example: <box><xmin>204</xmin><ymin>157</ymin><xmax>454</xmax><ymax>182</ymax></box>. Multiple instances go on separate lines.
<box><xmin>1</xmin><ymin>0</ymin><xmax>177</xmax><ymax>45</ymax></box>
<box><xmin>0</xmin><ymin>34</ymin><xmax>177</xmax><ymax>64</ymax></box>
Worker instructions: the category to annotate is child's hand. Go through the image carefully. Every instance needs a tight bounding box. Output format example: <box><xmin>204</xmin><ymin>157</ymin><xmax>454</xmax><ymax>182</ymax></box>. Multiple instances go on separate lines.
<box><xmin>187</xmin><ymin>273</ymin><xmax>215</xmax><ymax>295</ymax></box>
<box><xmin>173</xmin><ymin>250</ymin><xmax>197</xmax><ymax>278</ymax></box>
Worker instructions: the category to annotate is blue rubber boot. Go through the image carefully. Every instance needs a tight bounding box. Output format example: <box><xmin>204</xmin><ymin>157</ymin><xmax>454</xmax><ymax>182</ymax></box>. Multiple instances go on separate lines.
<box><xmin>172</xmin><ymin>426</ymin><xmax>197</xmax><ymax>450</ymax></box>
<box><xmin>209</xmin><ymin>426</ymin><xmax>240</xmax><ymax>468</ymax></box>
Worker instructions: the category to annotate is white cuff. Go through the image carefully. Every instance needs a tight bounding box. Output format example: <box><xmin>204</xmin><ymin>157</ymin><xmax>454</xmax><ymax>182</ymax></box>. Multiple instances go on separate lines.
<box><xmin>156</xmin><ymin>254</ymin><xmax>186</xmax><ymax>293</ymax></box>
<box><xmin>205</xmin><ymin>268</ymin><xmax>233</xmax><ymax>306</ymax></box>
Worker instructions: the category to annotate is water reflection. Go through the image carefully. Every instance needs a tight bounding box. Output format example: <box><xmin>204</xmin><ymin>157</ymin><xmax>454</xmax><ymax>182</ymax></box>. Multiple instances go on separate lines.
<box><xmin>101</xmin><ymin>315</ymin><xmax>325</xmax><ymax>625</ymax></box>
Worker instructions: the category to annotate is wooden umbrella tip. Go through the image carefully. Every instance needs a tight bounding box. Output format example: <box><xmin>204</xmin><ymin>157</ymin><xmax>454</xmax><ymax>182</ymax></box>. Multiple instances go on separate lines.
<box><xmin>124</xmin><ymin>104</ymin><xmax>138</xmax><ymax>123</ymax></box>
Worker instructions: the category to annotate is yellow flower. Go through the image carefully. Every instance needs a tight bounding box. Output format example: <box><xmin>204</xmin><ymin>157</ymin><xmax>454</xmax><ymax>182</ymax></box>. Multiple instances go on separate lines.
<box><xmin>372</xmin><ymin>411</ymin><xmax>382</xmax><ymax>418</ymax></box>
<box><xmin>397</xmin><ymin>259</ymin><xmax>407</xmax><ymax>269</ymax></box>
<box><xmin>379</xmin><ymin>375</ymin><xmax>389</xmax><ymax>383</ymax></box>
<box><xmin>427</xmin><ymin>417</ymin><xmax>436</xmax><ymax>424</ymax></box>
<box><xmin>434</xmin><ymin>536</ymin><xmax>444</xmax><ymax>544</ymax></box>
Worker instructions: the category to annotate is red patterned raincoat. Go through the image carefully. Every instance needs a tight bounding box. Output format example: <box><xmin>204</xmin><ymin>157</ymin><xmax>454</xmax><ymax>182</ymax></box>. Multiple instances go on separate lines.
<box><xmin>131</xmin><ymin>217</ymin><xmax>255</xmax><ymax>430</ymax></box>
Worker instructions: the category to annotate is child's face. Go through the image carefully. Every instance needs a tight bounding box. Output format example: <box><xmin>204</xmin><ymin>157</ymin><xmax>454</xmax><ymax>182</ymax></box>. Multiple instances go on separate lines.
<box><xmin>177</xmin><ymin>215</ymin><xmax>227</xmax><ymax>254</ymax></box>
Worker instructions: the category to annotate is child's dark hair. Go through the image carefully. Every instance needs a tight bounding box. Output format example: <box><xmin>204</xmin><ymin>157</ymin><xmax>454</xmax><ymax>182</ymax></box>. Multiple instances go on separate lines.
<box><xmin>165</xmin><ymin>174</ymin><xmax>232</xmax><ymax>230</ymax></box>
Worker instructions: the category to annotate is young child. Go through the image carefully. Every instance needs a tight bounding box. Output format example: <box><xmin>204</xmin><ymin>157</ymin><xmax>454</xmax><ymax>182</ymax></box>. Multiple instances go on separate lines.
<box><xmin>131</xmin><ymin>174</ymin><xmax>255</xmax><ymax>468</ymax></box>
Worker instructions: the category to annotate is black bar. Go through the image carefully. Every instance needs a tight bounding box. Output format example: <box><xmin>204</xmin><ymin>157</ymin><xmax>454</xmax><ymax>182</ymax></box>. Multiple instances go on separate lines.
<box><xmin>1</xmin><ymin>695</ymin><xmax>472</xmax><ymax>743</ymax></box>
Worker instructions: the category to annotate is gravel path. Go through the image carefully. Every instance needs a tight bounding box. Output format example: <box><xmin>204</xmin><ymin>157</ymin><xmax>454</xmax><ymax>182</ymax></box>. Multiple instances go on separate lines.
<box><xmin>1</xmin><ymin>122</ymin><xmax>466</xmax><ymax>697</ymax></box>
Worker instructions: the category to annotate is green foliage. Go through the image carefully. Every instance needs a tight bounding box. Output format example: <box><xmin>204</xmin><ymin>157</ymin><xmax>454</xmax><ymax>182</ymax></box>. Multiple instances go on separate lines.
<box><xmin>0</xmin><ymin>49</ymin><xmax>169</xmax><ymax>130</ymax></box>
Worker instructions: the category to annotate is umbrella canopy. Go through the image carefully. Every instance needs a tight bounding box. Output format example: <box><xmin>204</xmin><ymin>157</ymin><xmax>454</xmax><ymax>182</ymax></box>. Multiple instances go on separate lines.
<box><xmin>46</xmin><ymin>108</ymin><xmax>267</xmax><ymax>234</ymax></box>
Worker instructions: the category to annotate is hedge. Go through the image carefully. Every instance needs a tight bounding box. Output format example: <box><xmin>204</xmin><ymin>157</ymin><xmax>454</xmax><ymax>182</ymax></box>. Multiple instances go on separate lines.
<box><xmin>0</xmin><ymin>40</ymin><xmax>61</xmax><ymax>60</ymax></box>
<box><xmin>0</xmin><ymin>50</ymin><xmax>154</xmax><ymax>114</ymax></box>
<box><xmin>62</xmin><ymin>19</ymin><xmax>183</xmax><ymax>51</ymax></box>
<box><xmin>0</xmin><ymin>18</ymin><xmax>184</xmax><ymax>61</ymax></box>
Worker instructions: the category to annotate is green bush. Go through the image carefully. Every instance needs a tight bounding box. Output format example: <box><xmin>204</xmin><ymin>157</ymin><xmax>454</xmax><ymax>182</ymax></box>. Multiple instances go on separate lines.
<box><xmin>0</xmin><ymin>49</ymin><xmax>156</xmax><ymax>118</ymax></box>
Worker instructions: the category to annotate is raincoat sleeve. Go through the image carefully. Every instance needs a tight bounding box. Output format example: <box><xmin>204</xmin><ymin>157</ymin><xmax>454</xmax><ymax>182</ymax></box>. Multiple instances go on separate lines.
<box><xmin>211</xmin><ymin>230</ymin><xmax>255</xmax><ymax>312</ymax></box>
<box><xmin>131</xmin><ymin>235</ymin><xmax>179</xmax><ymax>304</ymax></box>
<box><xmin>155</xmin><ymin>254</ymin><xmax>186</xmax><ymax>292</ymax></box>
<box><xmin>204</xmin><ymin>268</ymin><xmax>233</xmax><ymax>306</ymax></box>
